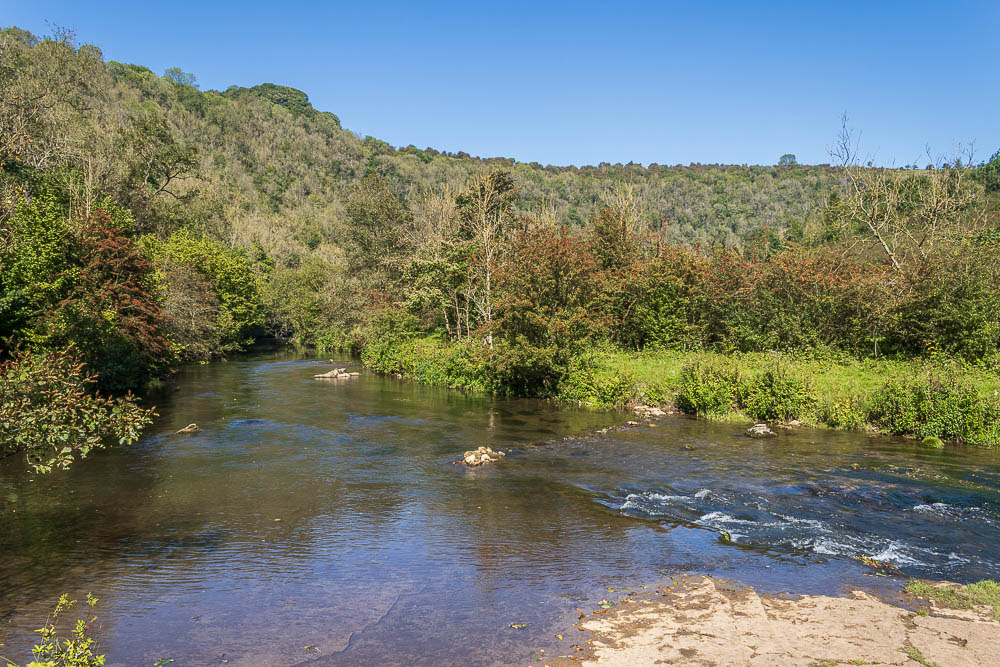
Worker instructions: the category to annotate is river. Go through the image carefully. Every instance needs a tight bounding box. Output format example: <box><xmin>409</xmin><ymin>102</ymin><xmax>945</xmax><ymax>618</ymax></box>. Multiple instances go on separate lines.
<box><xmin>2</xmin><ymin>353</ymin><xmax>999</xmax><ymax>665</ymax></box>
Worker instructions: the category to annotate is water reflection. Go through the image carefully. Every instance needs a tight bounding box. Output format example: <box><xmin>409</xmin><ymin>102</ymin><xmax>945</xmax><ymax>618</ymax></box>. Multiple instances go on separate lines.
<box><xmin>1</xmin><ymin>352</ymin><xmax>998</xmax><ymax>666</ymax></box>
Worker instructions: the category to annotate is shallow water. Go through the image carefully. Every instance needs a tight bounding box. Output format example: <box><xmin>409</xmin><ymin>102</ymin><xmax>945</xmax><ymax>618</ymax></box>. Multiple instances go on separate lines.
<box><xmin>1</xmin><ymin>353</ymin><xmax>999</xmax><ymax>665</ymax></box>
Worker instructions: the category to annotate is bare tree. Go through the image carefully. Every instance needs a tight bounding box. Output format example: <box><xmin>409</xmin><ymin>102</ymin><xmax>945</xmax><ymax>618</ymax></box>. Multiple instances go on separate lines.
<box><xmin>829</xmin><ymin>116</ymin><xmax>985</xmax><ymax>272</ymax></box>
<box><xmin>456</xmin><ymin>168</ymin><xmax>516</xmax><ymax>349</ymax></box>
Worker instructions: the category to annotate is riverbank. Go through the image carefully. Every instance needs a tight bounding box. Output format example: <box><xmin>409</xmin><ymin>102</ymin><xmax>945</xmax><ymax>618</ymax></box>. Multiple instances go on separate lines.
<box><xmin>554</xmin><ymin>575</ymin><xmax>1000</xmax><ymax>666</ymax></box>
<box><xmin>358</xmin><ymin>337</ymin><xmax>1000</xmax><ymax>447</ymax></box>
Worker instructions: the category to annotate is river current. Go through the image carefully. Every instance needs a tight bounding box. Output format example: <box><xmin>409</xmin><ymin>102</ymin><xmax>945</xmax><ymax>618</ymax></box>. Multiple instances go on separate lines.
<box><xmin>2</xmin><ymin>353</ymin><xmax>999</xmax><ymax>665</ymax></box>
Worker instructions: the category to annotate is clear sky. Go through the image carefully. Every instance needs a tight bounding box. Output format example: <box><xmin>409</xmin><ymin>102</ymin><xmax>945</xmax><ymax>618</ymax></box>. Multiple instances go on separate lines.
<box><xmin>3</xmin><ymin>1</ymin><xmax>997</xmax><ymax>167</ymax></box>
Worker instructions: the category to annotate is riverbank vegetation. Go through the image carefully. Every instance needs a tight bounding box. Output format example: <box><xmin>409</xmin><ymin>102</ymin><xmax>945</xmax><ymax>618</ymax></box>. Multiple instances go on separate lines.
<box><xmin>906</xmin><ymin>579</ymin><xmax>1000</xmax><ymax>621</ymax></box>
<box><xmin>2</xmin><ymin>25</ymin><xmax>1000</xmax><ymax>470</ymax></box>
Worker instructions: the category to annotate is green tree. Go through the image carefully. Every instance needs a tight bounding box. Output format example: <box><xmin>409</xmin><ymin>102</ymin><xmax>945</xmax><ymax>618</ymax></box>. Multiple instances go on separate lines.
<box><xmin>981</xmin><ymin>148</ymin><xmax>1000</xmax><ymax>192</ymax></box>
<box><xmin>341</xmin><ymin>173</ymin><xmax>414</xmax><ymax>279</ymax></box>
<box><xmin>148</xmin><ymin>230</ymin><xmax>266</xmax><ymax>354</ymax></box>
<box><xmin>778</xmin><ymin>154</ymin><xmax>798</xmax><ymax>167</ymax></box>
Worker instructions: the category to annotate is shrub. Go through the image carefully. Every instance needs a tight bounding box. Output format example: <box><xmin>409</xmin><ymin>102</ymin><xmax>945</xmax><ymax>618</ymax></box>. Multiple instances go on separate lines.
<box><xmin>739</xmin><ymin>364</ymin><xmax>815</xmax><ymax>422</ymax></box>
<box><xmin>867</xmin><ymin>373</ymin><xmax>1000</xmax><ymax>445</ymax></box>
<box><xmin>0</xmin><ymin>347</ymin><xmax>155</xmax><ymax>473</ymax></box>
<box><xmin>559</xmin><ymin>363</ymin><xmax>637</xmax><ymax>407</ymax></box>
<box><xmin>675</xmin><ymin>361</ymin><xmax>740</xmax><ymax>416</ymax></box>
<box><xmin>638</xmin><ymin>380</ymin><xmax>670</xmax><ymax>407</ymax></box>
<box><xmin>818</xmin><ymin>397</ymin><xmax>866</xmax><ymax>430</ymax></box>
<box><xmin>9</xmin><ymin>593</ymin><xmax>106</xmax><ymax>667</ymax></box>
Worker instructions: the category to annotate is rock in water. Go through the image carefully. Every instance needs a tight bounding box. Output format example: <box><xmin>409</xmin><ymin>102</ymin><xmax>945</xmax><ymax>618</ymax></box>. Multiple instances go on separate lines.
<box><xmin>633</xmin><ymin>405</ymin><xmax>667</xmax><ymax>418</ymax></box>
<box><xmin>176</xmin><ymin>423</ymin><xmax>200</xmax><ymax>434</ymax></box>
<box><xmin>745</xmin><ymin>423</ymin><xmax>776</xmax><ymax>438</ymax></box>
<box><xmin>462</xmin><ymin>446</ymin><xmax>506</xmax><ymax>467</ymax></box>
<box><xmin>314</xmin><ymin>368</ymin><xmax>353</xmax><ymax>379</ymax></box>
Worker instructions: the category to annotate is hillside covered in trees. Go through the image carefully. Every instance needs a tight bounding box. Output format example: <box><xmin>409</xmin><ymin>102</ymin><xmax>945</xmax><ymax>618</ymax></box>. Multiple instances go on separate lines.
<box><xmin>3</xmin><ymin>26</ymin><xmax>1000</xmax><ymax>470</ymax></box>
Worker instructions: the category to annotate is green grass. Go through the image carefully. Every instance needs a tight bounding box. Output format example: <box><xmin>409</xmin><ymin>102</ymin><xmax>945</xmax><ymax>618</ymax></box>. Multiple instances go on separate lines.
<box><xmin>902</xmin><ymin>644</ymin><xmax>939</xmax><ymax>667</ymax></box>
<box><xmin>358</xmin><ymin>336</ymin><xmax>1000</xmax><ymax>447</ymax></box>
<box><xmin>578</xmin><ymin>348</ymin><xmax>1000</xmax><ymax>446</ymax></box>
<box><xmin>587</xmin><ymin>348</ymin><xmax>1000</xmax><ymax>409</ymax></box>
<box><xmin>905</xmin><ymin>579</ymin><xmax>1000</xmax><ymax>620</ymax></box>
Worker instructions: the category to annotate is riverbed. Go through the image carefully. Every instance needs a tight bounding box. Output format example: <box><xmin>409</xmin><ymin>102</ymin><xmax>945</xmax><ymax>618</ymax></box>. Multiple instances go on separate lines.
<box><xmin>2</xmin><ymin>353</ymin><xmax>999</xmax><ymax>665</ymax></box>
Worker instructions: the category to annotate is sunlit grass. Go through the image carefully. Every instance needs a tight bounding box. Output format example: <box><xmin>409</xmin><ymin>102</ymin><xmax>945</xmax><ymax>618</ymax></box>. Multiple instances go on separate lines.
<box><xmin>905</xmin><ymin>579</ymin><xmax>1000</xmax><ymax>620</ymax></box>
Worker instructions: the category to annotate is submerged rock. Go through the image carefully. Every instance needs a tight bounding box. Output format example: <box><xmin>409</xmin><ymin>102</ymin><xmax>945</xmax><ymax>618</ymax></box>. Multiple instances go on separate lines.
<box><xmin>745</xmin><ymin>423</ymin><xmax>776</xmax><ymax>438</ymax></box>
<box><xmin>462</xmin><ymin>446</ymin><xmax>505</xmax><ymax>467</ymax></box>
<box><xmin>175</xmin><ymin>423</ymin><xmax>200</xmax><ymax>434</ymax></box>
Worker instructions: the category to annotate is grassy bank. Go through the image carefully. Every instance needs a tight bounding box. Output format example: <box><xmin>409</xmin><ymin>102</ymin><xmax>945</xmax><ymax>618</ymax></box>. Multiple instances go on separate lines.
<box><xmin>360</xmin><ymin>336</ymin><xmax>1000</xmax><ymax>447</ymax></box>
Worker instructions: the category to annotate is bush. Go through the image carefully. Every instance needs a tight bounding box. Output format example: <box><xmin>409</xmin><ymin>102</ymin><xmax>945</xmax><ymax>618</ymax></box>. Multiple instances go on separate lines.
<box><xmin>740</xmin><ymin>364</ymin><xmax>815</xmax><ymax>422</ymax></box>
<box><xmin>559</xmin><ymin>363</ymin><xmax>637</xmax><ymax>407</ymax></box>
<box><xmin>818</xmin><ymin>397</ymin><xmax>867</xmax><ymax>430</ymax></box>
<box><xmin>638</xmin><ymin>380</ymin><xmax>670</xmax><ymax>407</ymax></box>
<box><xmin>13</xmin><ymin>593</ymin><xmax>106</xmax><ymax>667</ymax></box>
<box><xmin>0</xmin><ymin>347</ymin><xmax>155</xmax><ymax>473</ymax></box>
<box><xmin>867</xmin><ymin>374</ymin><xmax>1000</xmax><ymax>445</ymax></box>
<box><xmin>675</xmin><ymin>361</ymin><xmax>740</xmax><ymax>416</ymax></box>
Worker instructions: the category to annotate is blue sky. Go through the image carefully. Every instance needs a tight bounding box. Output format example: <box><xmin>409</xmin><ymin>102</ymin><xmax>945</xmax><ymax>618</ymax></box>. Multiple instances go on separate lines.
<box><xmin>3</xmin><ymin>1</ymin><xmax>997</xmax><ymax>167</ymax></box>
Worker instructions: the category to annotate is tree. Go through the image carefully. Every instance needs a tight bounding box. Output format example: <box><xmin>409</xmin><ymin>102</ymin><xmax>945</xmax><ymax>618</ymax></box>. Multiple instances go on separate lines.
<box><xmin>163</xmin><ymin>67</ymin><xmax>197</xmax><ymax>88</ymax></box>
<box><xmin>589</xmin><ymin>181</ymin><xmax>643</xmax><ymax>269</ymax></box>
<box><xmin>828</xmin><ymin>118</ymin><xmax>985</xmax><ymax>273</ymax></box>
<box><xmin>981</xmin><ymin>148</ymin><xmax>1000</xmax><ymax>192</ymax></box>
<box><xmin>455</xmin><ymin>168</ymin><xmax>517</xmax><ymax>349</ymax></box>
<box><xmin>342</xmin><ymin>173</ymin><xmax>414</xmax><ymax>279</ymax></box>
<box><xmin>778</xmin><ymin>154</ymin><xmax>798</xmax><ymax>167</ymax></box>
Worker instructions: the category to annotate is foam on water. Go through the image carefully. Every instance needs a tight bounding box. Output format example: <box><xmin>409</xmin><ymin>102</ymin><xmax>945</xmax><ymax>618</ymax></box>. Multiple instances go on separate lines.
<box><xmin>613</xmin><ymin>486</ymin><xmax>999</xmax><ymax>574</ymax></box>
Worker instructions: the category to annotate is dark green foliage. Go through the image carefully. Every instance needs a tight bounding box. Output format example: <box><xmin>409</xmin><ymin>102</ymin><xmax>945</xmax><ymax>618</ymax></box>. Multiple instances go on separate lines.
<box><xmin>0</xmin><ymin>347</ymin><xmax>154</xmax><ymax>473</ymax></box>
<box><xmin>589</xmin><ymin>206</ymin><xmax>640</xmax><ymax>270</ymax></box>
<box><xmin>613</xmin><ymin>248</ymin><xmax>704</xmax><ymax>351</ymax></box>
<box><xmin>264</xmin><ymin>255</ymin><xmax>340</xmax><ymax>346</ymax></box>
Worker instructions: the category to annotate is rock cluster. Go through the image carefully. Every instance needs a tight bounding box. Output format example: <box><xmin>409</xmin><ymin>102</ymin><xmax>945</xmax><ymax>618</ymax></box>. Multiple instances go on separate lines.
<box><xmin>314</xmin><ymin>367</ymin><xmax>361</xmax><ymax>379</ymax></box>
<box><xmin>633</xmin><ymin>405</ymin><xmax>667</xmax><ymax>418</ymax></box>
<box><xmin>745</xmin><ymin>423</ymin><xmax>776</xmax><ymax>438</ymax></box>
<box><xmin>463</xmin><ymin>446</ymin><xmax>505</xmax><ymax>466</ymax></box>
